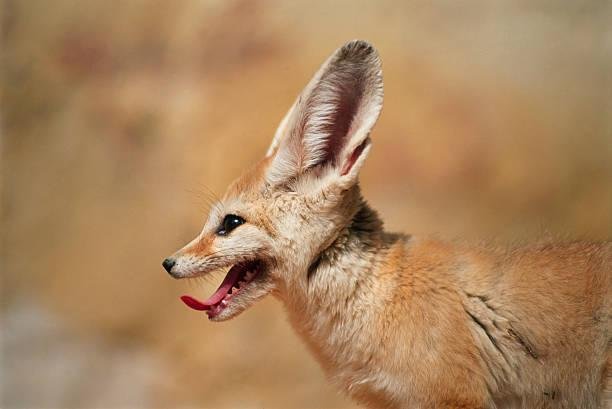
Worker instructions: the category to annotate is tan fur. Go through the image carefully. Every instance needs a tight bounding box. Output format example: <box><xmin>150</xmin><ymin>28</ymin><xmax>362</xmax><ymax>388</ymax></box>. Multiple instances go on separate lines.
<box><xmin>225</xmin><ymin>155</ymin><xmax>272</xmax><ymax>200</ymax></box>
<box><xmin>166</xmin><ymin>41</ymin><xmax>611</xmax><ymax>408</ymax></box>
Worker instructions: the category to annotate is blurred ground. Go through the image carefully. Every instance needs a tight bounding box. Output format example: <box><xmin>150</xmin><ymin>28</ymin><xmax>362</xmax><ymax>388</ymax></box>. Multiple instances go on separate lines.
<box><xmin>1</xmin><ymin>1</ymin><xmax>611</xmax><ymax>408</ymax></box>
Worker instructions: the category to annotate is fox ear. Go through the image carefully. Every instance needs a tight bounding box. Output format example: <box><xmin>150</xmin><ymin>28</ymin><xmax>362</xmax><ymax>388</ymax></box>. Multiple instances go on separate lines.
<box><xmin>266</xmin><ymin>40</ymin><xmax>383</xmax><ymax>186</ymax></box>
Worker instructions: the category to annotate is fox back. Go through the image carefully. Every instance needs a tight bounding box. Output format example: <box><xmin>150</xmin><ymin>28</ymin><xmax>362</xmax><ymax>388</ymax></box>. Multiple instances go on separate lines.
<box><xmin>164</xmin><ymin>40</ymin><xmax>611</xmax><ymax>409</ymax></box>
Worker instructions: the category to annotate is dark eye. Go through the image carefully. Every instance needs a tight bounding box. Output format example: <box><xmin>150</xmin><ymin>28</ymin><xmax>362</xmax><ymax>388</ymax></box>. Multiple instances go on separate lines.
<box><xmin>217</xmin><ymin>214</ymin><xmax>245</xmax><ymax>236</ymax></box>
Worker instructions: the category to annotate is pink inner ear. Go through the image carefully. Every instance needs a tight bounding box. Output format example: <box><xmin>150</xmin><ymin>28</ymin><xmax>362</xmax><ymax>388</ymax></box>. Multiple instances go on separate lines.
<box><xmin>322</xmin><ymin>83</ymin><xmax>363</xmax><ymax>166</ymax></box>
<box><xmin>341</xmin><ymin>138</ymin><xmax>369</xmax><ymax>176</ymax></box>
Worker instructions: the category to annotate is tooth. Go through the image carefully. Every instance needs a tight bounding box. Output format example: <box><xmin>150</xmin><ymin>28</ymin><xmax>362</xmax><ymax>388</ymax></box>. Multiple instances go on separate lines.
<box><xmin>221</xmin><ymin>300</ymin><xmax>228</xmax><ymax>306</ymax></box>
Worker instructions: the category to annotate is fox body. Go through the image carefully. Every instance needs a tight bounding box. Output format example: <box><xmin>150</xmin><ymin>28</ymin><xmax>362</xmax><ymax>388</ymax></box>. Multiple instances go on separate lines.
<box><xmin>164</xmin><ymin>41</ymin><xmax>611</xmax><ymax>408</ymax></box>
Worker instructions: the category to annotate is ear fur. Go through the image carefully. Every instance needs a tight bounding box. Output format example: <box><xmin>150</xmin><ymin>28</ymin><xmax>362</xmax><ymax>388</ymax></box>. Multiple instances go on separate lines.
<box><xmin>266</xmin><ymin>40</ymin><xmax>383</xmax><ymax>186</ymax></box>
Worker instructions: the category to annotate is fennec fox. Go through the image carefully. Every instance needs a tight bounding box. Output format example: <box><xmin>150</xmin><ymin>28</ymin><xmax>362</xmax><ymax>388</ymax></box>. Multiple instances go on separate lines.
<box><xmin>163</xmin><ymin>40</ymin><xmax>611</xmax><ymax>409</ymax></box>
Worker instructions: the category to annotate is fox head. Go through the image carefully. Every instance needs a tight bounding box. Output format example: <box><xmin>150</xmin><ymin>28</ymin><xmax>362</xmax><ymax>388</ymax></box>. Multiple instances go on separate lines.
<box><xmin>163</xmin><ymin>40</ymin><xmax>383</xmax><ymax>321</ymax></box>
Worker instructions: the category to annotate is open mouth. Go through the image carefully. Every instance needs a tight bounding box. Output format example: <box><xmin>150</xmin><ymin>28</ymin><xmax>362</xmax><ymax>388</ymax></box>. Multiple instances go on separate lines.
<box><xmin>180</xmin><ymin>260</ymin><xmax>263</xmax><ymax>319</ymax></box>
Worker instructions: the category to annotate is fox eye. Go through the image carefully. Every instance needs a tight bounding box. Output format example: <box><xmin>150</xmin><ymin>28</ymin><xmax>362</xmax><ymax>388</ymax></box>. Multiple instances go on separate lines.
<box><xmin>217</xmin><ymin>214</ymin><xmax>245</xmax><ymax>236</ymax></box>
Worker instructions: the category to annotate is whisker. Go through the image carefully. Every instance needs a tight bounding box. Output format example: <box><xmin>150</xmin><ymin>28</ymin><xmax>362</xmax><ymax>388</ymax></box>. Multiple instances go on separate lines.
<box><xmin>199</xmin><ymin>183</ymin><xmax>222</xmax><ymax>203</ymax></box>
<box><xmin>186</xmin><ymin>187</ymin><xmax>216</xmax><ymax>210</ymax></box>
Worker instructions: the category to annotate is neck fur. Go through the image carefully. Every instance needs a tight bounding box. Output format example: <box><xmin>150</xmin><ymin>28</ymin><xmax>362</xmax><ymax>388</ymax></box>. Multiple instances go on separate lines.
<box><xmin>278</xmin><ymin>197</ymin><xmax>404</xmax><ymax>374</ymax></box>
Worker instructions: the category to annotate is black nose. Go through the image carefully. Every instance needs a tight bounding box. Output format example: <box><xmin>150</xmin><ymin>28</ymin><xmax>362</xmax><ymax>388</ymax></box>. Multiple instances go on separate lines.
<box><xmin>162</xmin><ymin>258</ymin><xmax>176</xmax><ymax>273</ymax></box>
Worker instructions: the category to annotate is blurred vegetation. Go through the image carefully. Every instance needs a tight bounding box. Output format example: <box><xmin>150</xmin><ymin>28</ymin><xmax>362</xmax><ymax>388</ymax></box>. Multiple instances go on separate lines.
<box><xmin>2</xmin><ymin>1</ymin><xmax>611</xmax><ymax>408</ymax></box>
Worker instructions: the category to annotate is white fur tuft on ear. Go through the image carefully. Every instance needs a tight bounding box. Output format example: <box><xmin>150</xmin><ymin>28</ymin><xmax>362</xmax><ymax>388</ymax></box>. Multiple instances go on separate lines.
<box><xmin>266</xmin><ymin>40</ymin><xmax>383</xmax><ymax>186</ymax></box>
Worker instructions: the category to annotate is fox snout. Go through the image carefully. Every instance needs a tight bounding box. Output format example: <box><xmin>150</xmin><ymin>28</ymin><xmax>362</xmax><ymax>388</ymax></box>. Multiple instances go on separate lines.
<box><xmin>162</xmin><ymin>247</ymin><xmax>213</xmax><ymax>279</ymax></box>
<box><xmin>162</xmin><ymin>257</ymin><xmax>177</xmax><ymax>276</ymax></box>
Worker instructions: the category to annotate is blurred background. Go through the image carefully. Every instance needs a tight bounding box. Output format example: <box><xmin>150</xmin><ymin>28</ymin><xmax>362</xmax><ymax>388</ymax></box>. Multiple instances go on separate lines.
<box><xmin>2</xmin><ymin>1</ymin><xmax>611</xmax><ymax>408</ymax></box>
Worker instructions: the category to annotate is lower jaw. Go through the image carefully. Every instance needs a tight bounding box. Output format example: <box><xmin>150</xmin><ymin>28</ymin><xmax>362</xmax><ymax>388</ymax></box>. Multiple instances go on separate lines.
<box><xmin>209</xmin><ymin>278</ymin><xmax>275</xmax><ymax>321</ymax></box>
<box><xmin>204</xmin><ymin>289</ymin><xmax>249</xmax><ymax>320</ymax></box>
<box><xmin>206</xmin><ymin>301</ymin><xmax>236</xmax><ymax>320</ymax></box>
<box><xmin>206</xmin><ymin>294</ymin><xmax>252</xmax><ymax>321</ymax></box>
<box><xmin>207</xmin><ymin>306</ymin><xmax>239</xmax><ymax>321</ymax></box>
<box><xmin>206</xmin><ymin>276</ymin><xmax>266</xmax><ymax>320</ymax></box>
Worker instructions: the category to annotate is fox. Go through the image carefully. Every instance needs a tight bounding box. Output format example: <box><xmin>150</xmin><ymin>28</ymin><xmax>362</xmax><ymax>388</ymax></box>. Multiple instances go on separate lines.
<box><xmin>162</xmin><ymin>40</ymin><xmax>611</xmax><ymax>409</ymax></box>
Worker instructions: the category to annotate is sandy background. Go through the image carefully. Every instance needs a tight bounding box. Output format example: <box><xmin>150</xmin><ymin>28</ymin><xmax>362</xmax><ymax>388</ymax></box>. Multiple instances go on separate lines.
<box><xmin>2</xmin><ymin>1</ymin><xmax>611</xmax><ymax>408</ymax></box>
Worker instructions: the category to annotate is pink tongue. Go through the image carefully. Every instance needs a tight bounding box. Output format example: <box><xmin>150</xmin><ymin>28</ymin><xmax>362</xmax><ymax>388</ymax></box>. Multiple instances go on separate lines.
<box><xmin>180</xmin><ymin>264</ymin><xmax>242</xmax><ymax>311</ymax></box>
